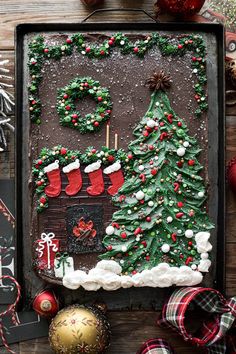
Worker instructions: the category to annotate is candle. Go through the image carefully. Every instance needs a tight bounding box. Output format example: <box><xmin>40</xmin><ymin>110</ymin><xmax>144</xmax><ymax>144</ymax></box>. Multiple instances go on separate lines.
<box><xmin>106</xmin><ymin>124</ymin><xmax>110</xmax><ymax>149</ymax></box>
<box><xmin>114</xmin><ymin>133</ymin><xmax>118</xmax><ymax>150</ymax></box>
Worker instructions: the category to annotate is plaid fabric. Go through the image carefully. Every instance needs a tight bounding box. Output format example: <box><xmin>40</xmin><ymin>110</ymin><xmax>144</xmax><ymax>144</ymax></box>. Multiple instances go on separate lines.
<box><xmin>136</xmin><ymin>338</ymin><xmax>175</xmax><ymax>354</ymax></box>
<box><xmin>157</xmin><ymin>287</ymin><xmax>236</xmax><ymax>354</ymax></box>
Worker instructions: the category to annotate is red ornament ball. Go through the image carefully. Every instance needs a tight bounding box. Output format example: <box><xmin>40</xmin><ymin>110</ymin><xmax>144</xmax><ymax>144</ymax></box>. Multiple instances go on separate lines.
<box><xmin>156</xmin><ymin>0</ymin><xmax>205</xmax><ymax>16</ymax></box>
<box><xmin>33</xmin><ymin>290</ymin><xmax>59</xmax><ymax>318</ymax></box>
<box><xmin>227</xmin><ymin>157</ymin><xmax>236</xmax><ymax>193</ymax></box>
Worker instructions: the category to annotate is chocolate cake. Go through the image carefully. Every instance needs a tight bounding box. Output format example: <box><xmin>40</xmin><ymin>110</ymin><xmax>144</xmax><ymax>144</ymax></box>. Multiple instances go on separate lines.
<box><xmin>27</xmin><ymin>31</ymin><xmax>214</xmax><ymax>291</ymax></box>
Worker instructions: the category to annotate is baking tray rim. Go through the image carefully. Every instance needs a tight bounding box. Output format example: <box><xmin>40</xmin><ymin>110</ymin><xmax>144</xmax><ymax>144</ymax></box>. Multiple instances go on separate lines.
<box><xmin>15</xmin><ymin>21</ymin><xmax>225</xmax><ymax>295</ymax></box>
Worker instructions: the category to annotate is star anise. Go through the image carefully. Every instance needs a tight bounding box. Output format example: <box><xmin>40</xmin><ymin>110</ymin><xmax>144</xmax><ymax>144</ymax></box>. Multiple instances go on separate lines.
<box><xmin>146</xmin><ymin>70</ymin><xmax>171</xmax><ymax>91</ymax></box>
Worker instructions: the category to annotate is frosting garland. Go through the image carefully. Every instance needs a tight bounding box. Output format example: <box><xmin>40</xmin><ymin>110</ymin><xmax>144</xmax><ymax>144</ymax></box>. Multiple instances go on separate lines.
<box><xmin>100</xmin><ymin>88</ymin><xmax>214</xmax><ymax>273</ymax></box>
<box><xmin>28</xmin><ymin>32</ymin><xmax>207</xmax><ymax>125</ymax></box>
<box><xmin>57</xmin><ymin>77</ymin><xmax>112</xmax><ymax>134</ymax></box>
<box><xmin>33</xmin><ymin>145</ymin><xmax>131</xmax><ymax>212</ymax></box>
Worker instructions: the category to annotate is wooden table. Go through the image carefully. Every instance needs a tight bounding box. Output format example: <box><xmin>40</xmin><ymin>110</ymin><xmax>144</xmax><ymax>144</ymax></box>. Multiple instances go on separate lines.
<box><xmin>0</xmin><ymin>0</ymin><xmax>235</xmax><ymax>353</ymax></box>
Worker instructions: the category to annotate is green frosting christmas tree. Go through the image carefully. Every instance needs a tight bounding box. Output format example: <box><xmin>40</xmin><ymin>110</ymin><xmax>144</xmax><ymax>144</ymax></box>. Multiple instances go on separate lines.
<box><xmin>101</xmin><ymin>70</ymin><xmax>214</xmax><ymax>275</ymax></box>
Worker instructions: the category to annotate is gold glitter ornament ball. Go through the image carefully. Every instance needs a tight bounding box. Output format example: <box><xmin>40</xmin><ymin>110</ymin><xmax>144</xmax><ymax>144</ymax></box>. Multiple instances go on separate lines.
<box><xmin>49</xmin><ymin>304</ymin><xmax>110</xmax><ymax>354</ymax></box>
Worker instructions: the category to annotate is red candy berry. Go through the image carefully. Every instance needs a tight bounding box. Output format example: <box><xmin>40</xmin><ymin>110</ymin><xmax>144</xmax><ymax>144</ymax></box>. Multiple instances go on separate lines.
<box><xmin>44</xmin><ymin>48</ymin><xmax>49</xmax><ymax>53</ymax></box>
<box><xmin>108</xmin><ymin>155</ymin><xmax>115</xmax><ymax>162</ymax></box>
<box><xmin>177</xmin><ymin>201</ymin><xmax>184</xmax><ymax>208</ymax></box>
<box><xmin>107</xmin><ymin>245</ymin><xmax>113</xmax><ymax>251</ymax></box>
<box><xmin>108</xmin><ymin>40</ymin><xmax>113</xmax><ymax>46</ymax></box>
<box><xmin>149</xmin><ymin>145</ymin><xmax>154</xmax><ymax>150</ymax></box>
<box><xmin>188</xmin><ymin>159</ymin><xmax>195</xmax><ymax>166</ymax></box>
<box><xmin>178</xmin><ymin>44</ymin><xmax>183</xmax><ymax>49</ymax></box>
<box><xmin>128</xmin><ymin>154</ymin><xmax>133</xmax><ymax>159</ymax></box>
<box><xmin>176</xmin><ymin>212</ymin><xmax>184</xmax><ymax>218</ymax></box>
<box><xmin>72</xmin><ymin>114</ymin><xmax>78</xmax><ymax>119</ymax></box>
<box><xmin>192</xmin><ymin>56</ymin><xmax>197</xmax><ymax>61</ymax></box>
<box><xmin>65</xmin><ymin>105</ymin><xmax>71</xmax><ymax>111</ymax></box>
<box><xmin>86</xmin><ymin>47</ymin><xmax>91</xmax><ymax>53</ymax></box>
<box><xmin>63</xmin><ymin>94</ymin><xmax>68</xmax><ymax>99</ymax></box>
<box><xmin>94</xmin><ymin>121</ymin><xmax>99</xmax><ymax>127</ymax></box>
<box><xmin>40</xmin><ymin>196</ymin><xmax>46</xmax><ymax>204</ymax></box>
<box><xmin>151</xmin><ymin>169</ymin><xmax>157</xmax><ymax>176</ymax></box>
<box><xmin>141</xmin><ymin>241</ymin><xmax>147</xmax><ymax>247</ymax></box>
<box><xmin>60</xmin><ymin>147</ymin><xmax>67</xmax><ymax>155</ymax></box>
<box><xmin>177</xmin><ymin>161</ymin><xmax>183</xmax><ymax>168</ymax></box>
<box><xmin>66</xmin><ymin>38</ymin><xmax>72</xmax><ymax>44</ymax></box>
<box><xmin>146</xmin><ymin>256</ymin><xmax>150</xmax><ymax>261</ymax></box>
<box><xmin>171</xmin><ymin>233</ymin><xmax>177</xmax><ymax>242</ymax></box>
<box><xmin>177</xmin><ymin>122</ymin><xmax>182</xmax><ymax>127</ymax></box>
<box><xmin>37</xmin><ymin>181</ymin><xmax>43</xmax><ymax>186</ymax></box>
<box><xmin>134</xmin><ymin>47</ymin><xmax>139</xmax><ymax>53</ymax></box>
<box><xmin>185</xmin><ymin>257</ymin><xmax>193</xmax><ymax>265</ymax></box>
<box><xmin>97</xmin><ymin>96</ymin><xmax>103</xmax><ymax>102</ymax></box>
<box><xmin>91</xmin><ymin>148</ymin><xmax>97</xmax><ymax>154</ymax></box>
<box><xmin>100</xmin><ymin>50</ymin><xmax>105</xmax><ymax>55</ymax></box>
<box><xmin>134</xmin><ymin>227</ymin><xmax>142</xmax><ymax>235</ymax></box>
<box><xmin>143</xmin><ymin>130</ymin><xmax>149</xmax><ymax>137</ymax></box>
<box><xmin>121</xmin><ymin>232</ymin><xmax>127</xmax><ymax>239</ymax></box>
<box><xmin>146</xmin><ymin>216</ymin><xmax>151</xmax><ymax>222</ymax></box>
<box><xmin>38</xmin><ymin>160</ymin><xmax>42</xmax><ymax>165</ymax></box>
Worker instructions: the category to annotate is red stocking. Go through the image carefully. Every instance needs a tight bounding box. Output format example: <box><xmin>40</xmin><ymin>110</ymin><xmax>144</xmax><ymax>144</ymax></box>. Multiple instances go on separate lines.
<box><xmin>84</xmin><ymin>160</ymin><xmax>104</xmax><ymax>196</ymax></box>
<box><xmin>104</xmin><ymin>162</ymin><xmax>124</xmax><ymax>195</ymax></box>
<box><xmin>63</xmin><ymin>159</ymin><xmax>82</xmax><ymax>196</ymax></box>
<box><xmin>44</xmin><ymin>160</ymin><xmax>61</xmax><ymax>197</ymax></box>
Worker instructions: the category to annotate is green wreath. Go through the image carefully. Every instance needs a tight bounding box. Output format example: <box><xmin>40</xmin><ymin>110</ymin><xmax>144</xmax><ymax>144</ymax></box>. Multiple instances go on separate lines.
<box><xmin>57</xmin><ymin>77</ymin><xmax>112</xmax><ymax>134</ymax></box>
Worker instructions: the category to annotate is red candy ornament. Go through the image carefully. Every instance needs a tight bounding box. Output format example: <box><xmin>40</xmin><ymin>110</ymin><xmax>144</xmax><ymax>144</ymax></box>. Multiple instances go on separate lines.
<box><xmin>155</xmin><ymin>0</ymin><xmax>205</xmax><ymax>17</ymax></box>
<box><xmin>33</xmin><ymin>290</ymin><xmax>59</xmax><ymax>318</ymax></box>
<box><xmin>227</xmin><ymin>157</ymin><xmax>236</xmax><ymax>193</ymax></box>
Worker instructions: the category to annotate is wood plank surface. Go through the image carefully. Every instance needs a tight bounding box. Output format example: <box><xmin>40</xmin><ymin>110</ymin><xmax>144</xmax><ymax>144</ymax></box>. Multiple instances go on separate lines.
<box><xmin>0</xmin><ymin>0</ymin><xmax>235</xmax><ymax>353</ymax></box>
<box><xmin>17</xmin><ymin>311</ymin><xmax>205</xmax><ymax>354</ymax></box>
<box><xmin>0</xmin><ymin>0</ymin><xmax>155</xmax><ymax>50</ymax></box>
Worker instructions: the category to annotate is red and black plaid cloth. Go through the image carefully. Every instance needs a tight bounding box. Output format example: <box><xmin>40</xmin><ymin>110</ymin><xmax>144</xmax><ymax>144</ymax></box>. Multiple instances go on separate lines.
<box><xmin>158</xmin><ymin>287</ymin><xmax>236</xmax><ymax>354</ymax></box>
<box><xmin>137</xmin><ymin>338</ymin><xmax>175</xmax><ymax>354</ymax></box>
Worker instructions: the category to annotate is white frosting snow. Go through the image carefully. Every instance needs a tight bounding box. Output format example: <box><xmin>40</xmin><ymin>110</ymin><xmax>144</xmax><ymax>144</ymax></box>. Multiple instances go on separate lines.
<box><xmin>185</xmin><ymin>229</ymin><xmax>194</xmax><ymax>238</ymax></box>
<box><xmin>195</xmin><ymin>231</ymin><xmax>212</xmax><ymax>253</ymax></box>
<box><xmin>62</xmin><ymin>159</ymin><xmax>80</xmax><ymax>173</ymax></box>
<box><xmin>176</xmin><ymin>147</ymin><xmax>186</xmax><ymax>157</ymax></box>
<box><xmin>146</xmin><ymin>119</ymin><xmax>157</xmax><ymax>128</ymax></box>
<box><xmin>198</xmin><ymin>259</ymin><xmax>211</xmax><ymax>272</ymax></box>
<box><xmin>63</xmin><ymin>260</ymin><xmax>203</xmax><ymax>291</ymax></box>
<box><xmin>105</xmin><ymin>225</ymin><xmax>115</xmax><ymax>235</ymax></box>
<box><xmin>103</xmin><ymin>161</ymin><xmax>121</xmax><ymax>175</ymax></box>
<box><xmin>44</xmin><ymin>160</ymin><xmax>59</xmax><ymax>173</ymax></box>
<box><xmin>161</xmin><ymin>244</ymin><xmax>170</xmax><ymax>253</ymax></box>
<box><xmin>84</xmin><ymin>160</ymin><xmax>101</xmax><ymax>173</ymax></box>
<box><xmin>136</xmin><ymin>190</ymin><xmax>145</xmax><ymax>200</ymax></box>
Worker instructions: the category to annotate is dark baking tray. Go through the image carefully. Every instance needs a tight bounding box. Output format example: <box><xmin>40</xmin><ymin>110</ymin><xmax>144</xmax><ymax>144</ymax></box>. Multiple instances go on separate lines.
<box><xmin>15</xmin><ymin>21</ymin><xmax>225</xmax><ymax>310</ymax></box>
